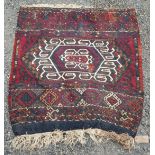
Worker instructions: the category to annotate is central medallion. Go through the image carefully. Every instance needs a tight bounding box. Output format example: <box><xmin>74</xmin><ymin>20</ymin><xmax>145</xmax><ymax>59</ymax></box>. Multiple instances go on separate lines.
<box><xmin>23</xmin><ymin>38</ymin><xmax>126</xmax><ymax>83</ymax></box>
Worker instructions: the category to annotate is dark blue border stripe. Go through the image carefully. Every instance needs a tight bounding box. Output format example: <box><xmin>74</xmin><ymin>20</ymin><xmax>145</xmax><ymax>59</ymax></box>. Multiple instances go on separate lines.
<box><xmin>12</xmin><ymin>120</ymin><xmax>136</xmax><ymax>137</ymax></box>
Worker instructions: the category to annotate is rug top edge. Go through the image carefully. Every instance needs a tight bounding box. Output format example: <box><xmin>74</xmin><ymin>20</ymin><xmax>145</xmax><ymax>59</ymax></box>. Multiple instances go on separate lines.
<box><xmin>20</xmin><ymin>4</ymin><xmax>136</xmax><ymax>11</ymax></box>
<box><xmin>20</xmin><ymin>4</ymin><xmax>91</xmax><ymax>8</ymax></box>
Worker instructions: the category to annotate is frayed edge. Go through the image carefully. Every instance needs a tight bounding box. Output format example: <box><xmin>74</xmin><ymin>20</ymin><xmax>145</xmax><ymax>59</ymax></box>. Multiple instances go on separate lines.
<box><xmin>21</xmin><ymin>4</ymin><xmax>93</xmax><ymax>8</ymax></box>
<box><xmin>11</xmin><ymin>129</ymin><xmax>134</xmax><ymax>151</ymax></box>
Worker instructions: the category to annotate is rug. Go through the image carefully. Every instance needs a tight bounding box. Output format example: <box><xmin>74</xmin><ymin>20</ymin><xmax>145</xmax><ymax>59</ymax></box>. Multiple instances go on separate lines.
<box><xmin>8</xmin><ymin>6</ymin><xmax>144</xmax><ymax>150</ymax></box>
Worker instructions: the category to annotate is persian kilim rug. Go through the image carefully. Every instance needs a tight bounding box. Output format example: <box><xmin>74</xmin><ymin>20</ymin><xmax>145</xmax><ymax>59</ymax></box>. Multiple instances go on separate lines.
<box><xmin>8</xmin><ymin>6</ymin><xmax>144</xmax><ymax>150</ymax></box>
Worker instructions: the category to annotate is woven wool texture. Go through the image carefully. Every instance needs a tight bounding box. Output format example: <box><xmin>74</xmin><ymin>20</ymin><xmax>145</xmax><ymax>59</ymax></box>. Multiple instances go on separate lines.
<box><xmin>8</xmin><ymin>7</ymin><xmax>143</xmax><ymax>138</ymax></box>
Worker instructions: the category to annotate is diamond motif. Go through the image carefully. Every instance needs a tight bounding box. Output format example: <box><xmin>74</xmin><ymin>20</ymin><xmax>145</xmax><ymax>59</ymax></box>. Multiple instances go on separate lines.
<box><xmin>104</xmin><ymin>92</ymin><xmax>122</xmax><ymax>109</ymax></box>
<box><xmin>16</xmin><ymin>91</ymin><xmax>36</xmax><ymax>107</ymax></box>
<box><xmin>40</xmin><ymin>90</ymin><xmax>58</xmax><ymax>106</ymax></box>
<box><xmin>62</xmin><ymin>90</ymin><xmax>81</xmax><ymax>105</ymax></box>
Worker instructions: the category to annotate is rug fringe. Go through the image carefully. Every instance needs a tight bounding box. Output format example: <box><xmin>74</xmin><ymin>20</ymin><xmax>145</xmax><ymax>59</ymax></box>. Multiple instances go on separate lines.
<box><xmin>21</xmin><ymin>4</ymin><xmax>93</xmax><ymax>8</ymax></box>
<box><xmin>11</xmin><ymin>129</ymin><xmax>134</xmax><ymax>150</ymax></box>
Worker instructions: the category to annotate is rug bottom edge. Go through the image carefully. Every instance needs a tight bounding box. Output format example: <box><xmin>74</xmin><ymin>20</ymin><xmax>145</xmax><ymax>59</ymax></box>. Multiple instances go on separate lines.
<box><xmin>11</xmin><ymin>120</ymin><xmax>136</xmax><ymax>137</ymax></box>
